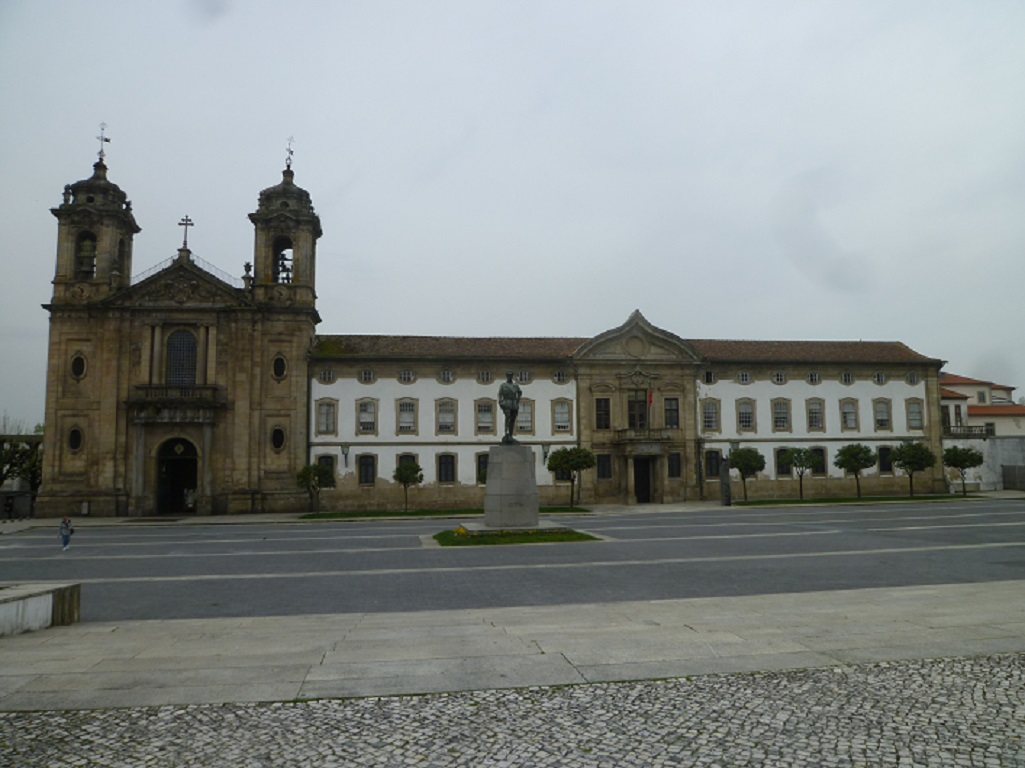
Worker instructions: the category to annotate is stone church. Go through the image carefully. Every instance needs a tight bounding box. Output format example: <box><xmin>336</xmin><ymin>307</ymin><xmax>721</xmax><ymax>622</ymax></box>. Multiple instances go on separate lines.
<box><xmin>38</xmin><ymin>156</ymin><xmax>321</xmax><ymax>516</ymax></box>
<box><xmin>37</xmin><ymin>153</ymin><xmax>947</xmax><ymax>517</ymax></box>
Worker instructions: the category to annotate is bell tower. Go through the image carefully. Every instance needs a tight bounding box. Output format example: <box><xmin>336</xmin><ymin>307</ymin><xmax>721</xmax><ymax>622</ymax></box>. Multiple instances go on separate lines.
<box><xmin>248</xmin><ymin>145</ymin><xmax>322</xmax><ymax>308</ymax></box>
<box><xmin>50</xmin><ymin>126</ymin><xmax>140</xmax><ymax>303</ymax></box>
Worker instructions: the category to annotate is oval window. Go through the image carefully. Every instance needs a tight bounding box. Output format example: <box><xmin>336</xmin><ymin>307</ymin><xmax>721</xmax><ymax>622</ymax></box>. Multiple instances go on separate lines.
<box><xmin>68</xmin><ymin>428</ymin><xmax>83</xmax><ymax>451</ymax></box>
<box><xmin>271</xmin><ymin>427</ymin><xmax>286</xmax><ymax>451</ymax></box>
<box><xmin>272</xmin><ymin>355</ymin><xmax>287</xmax><ymax>380</ymax></box>
<box><xmin>70</xmin><ymin>354</ymin><xmax>87</xmax><ymax>379</ymax></box>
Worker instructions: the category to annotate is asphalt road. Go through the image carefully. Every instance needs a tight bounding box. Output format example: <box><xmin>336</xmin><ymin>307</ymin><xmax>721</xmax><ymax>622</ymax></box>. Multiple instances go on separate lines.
<box><xmin>2</xmin><ymin>500</ymin><xmax>1024</xmax><ymax>622</ymax></box>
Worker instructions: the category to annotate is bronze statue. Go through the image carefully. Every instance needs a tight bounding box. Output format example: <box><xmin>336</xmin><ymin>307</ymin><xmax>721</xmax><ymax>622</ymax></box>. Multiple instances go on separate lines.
<box><xmin>498</xmin><ymin>371</ymin><xmax>522</xmax><ymax>444</ymax></box>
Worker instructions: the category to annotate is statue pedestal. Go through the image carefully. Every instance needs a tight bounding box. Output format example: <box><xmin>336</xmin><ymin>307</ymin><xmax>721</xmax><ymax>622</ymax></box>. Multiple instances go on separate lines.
<box><xmin>483</xmin><ymin>444</ymin><xmax>539</xmax><ymax>529</ymax></box>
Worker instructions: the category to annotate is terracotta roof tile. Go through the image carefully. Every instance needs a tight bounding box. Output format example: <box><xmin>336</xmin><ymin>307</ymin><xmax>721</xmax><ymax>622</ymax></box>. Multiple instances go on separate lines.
<box><xmin>686</xmin><ymin>339</ymin><xmax>940</xmax><ymax>364</ymax></box>
<box><xmin>940</xmin><ymin>388</ymin><xmax>969</xmax><ymax>400</ymax></box>
<box><xmin>313</xmin><ymin>335</ymin><xmax>942</xmax><ymax>365</ymax></box>
<box><xmin>968</xmin><ymin>405</ymin><xmax>1025</xmax><ymax>417</ymax></box>
<box><xmin>313</xmin><ymin>335</ymin><xmax>586</xmax><ymax>360</ymax></box>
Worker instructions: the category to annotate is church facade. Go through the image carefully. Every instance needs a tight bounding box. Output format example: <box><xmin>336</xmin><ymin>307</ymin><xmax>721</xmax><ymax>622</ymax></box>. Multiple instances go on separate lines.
<box><xmin>37</xmin><ymin>157</ymin><xmax>947</xmax><ymax>517</ymax></box>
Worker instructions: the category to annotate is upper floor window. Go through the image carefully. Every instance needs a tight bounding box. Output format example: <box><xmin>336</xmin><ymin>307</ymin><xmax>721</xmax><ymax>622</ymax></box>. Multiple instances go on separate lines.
<box><xmin>554</xmin><ymin>370</ymin><xmax>571</xmax><ymax>384</ymax></box>
<box><xmin>906</xmin><ymin>398</ymin><xmax>924</xmax><ymax>430</ymax></box>
<box><xmin>595</xmin><ymin>398</ymin><xmax>611</xmax><ymax>430</ymax></box>
<box><xmin>772</xmin><ymin>399</ymin><xmax>791</xmax><ymax>432</ymax></box>
<box><xmin>357</xmin><ymin>399</ymin><xmax>377</xmax><ymax>435</ymax></box>
<box><xmin>737</xmin><ymin>399</ymin><xmax>756</xmax><ymax>432</ymax></box>
<box><xmin>553</xmin><ymin>399</ymin><xmax>572</xmax><ymax>433</ymax></box>
<box><xmin>627</xmin><ymin>390</ymin><xmax>648</xmax><ymax>430</ymax></box>
<box><xmin>840</xmin><ymin>398</ymin><xmax>859</xmax><ymax>431</ymax></box>
<box><xmin>702</xmin><ymin>399</ymin><xmax>721</xmax><ymax>432</ymax></box>
<box><xmin>806</xmin><ymin>372</ymin><xmax>821</xmax><ymax>385</ymax></box>
<box><xmin>664</xmin><ymin>397</ymin><xmax>680</xmax><ymax>429</ymax></box>
<box><xmin>516</xmin><ymin>399</ymin><xmax>534</xmax><ymax>434</ymax></box>
<box><xmin>873</xmin><ymin>398</ymin><xmax>892</xmax><ymax>431</ymax></box>
<box><xmin>840</xmin><ymin>372</ymin><xmax>855</xmax><ymax>385</ymax></box>
<box><xmin>517</xmin><ymin>370</ymin><xmax>533</xmax><ymax>384</ymax></box>
<box><xmin>70</xmin><ymin>353</ymin><xmax>87</xmax><ymax>380</ymax></box>
<box><xmin>436</xmin><ymin>399</ymin><xmax>457</xmax><ymax>434</ymax></box>
<box><xmin>704</xmin><ymin>370</ymin><xmax>717</xmax><ymax>384</ymax></box>
<box><xmin>438</xmin><ymin>369</ymin><xmax>455</xmax><ymax>384</ymax></box>
<box><xmin>906</xmin><ymin>372</ymin><xmax>921</xmax><ymax>386</ymax></box>
<box><xmin>977</xmin><ymin>390</ymin><xmax>987</xmax><ymax>404</ymax></box>
<box><xmin>316</xmin><ymin>400</ymin><xmax>337</xmax><ymax>435</ymax></box>
<box><xmin>398</xmin><ymin>369</ymin><xmax>416</xmax><ymax>384</ymax></box>
<box><xmin>478</xmin><ymin>370</ymin><xmax>493</xmax><ymax>384</ymax></box>
<box><xmin>806</xmin><ymin>398</ymin><xmax>825</xmax><ymax>432</ymax></box>
<box><xmin>772</xmin><ymin>371</ymin><xmax>787</xmax><ymax>385</ymax></box>
<box><xmin>397</xmin><ymin>399</ymin><xmax>418</xmax><ymax>434</ymax></box>
<box><xmin>476</xmin><ymin>400</ymin><xmax>496</xmax><ymax>434</ymax></box>
<box><xmin>873</xmin><ymin>372</ymin><xmax>888</xmax><ymax>385</ymax></box>
<box><xmin>737</xmin><ymin>372</ymin><xmax>752</xmax><ymax>385</ymax></box>
<box><xmin>318</xmin><ymin>368</ymin><xmax>336</xmax><ymax>384</ymax></box>
<box><xmin>358</xmin><ymin>369</ymin><xmax>376</xmax><ymax>384</ymax></box>
<box><xmin>166</xmin><ymin>329</ymin><xmax>197</xmax><ymax>387</ymax></box>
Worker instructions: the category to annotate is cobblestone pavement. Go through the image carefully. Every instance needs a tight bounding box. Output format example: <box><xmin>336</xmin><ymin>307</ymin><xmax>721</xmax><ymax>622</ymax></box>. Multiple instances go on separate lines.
<box><xmin>3</xmin><ymin>653</ymin><xmax>1024</xmax><ymax>767</ymax></box>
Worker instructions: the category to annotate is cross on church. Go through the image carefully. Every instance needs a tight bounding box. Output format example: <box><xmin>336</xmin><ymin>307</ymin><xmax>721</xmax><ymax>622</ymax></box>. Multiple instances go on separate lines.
<box><xmin>96</xmin><ymin>122</ymin><xmax>111</xmax><ymax>161</ymax></box>
<box><xmin>285</xmin><ymin>136</ymin><xmax>294</xmax><ymax>169</ymax></box>
<box><xmin>178</xmin><ymin>215</ymin><xmax>194</xmax><ymax>248</ymax></box>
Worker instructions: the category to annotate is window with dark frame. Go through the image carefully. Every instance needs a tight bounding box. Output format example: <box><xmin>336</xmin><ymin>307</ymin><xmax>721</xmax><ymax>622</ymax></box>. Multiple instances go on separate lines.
<box><xmin>358</xmin><ymin>455</ymin><xmax>376</xmax><ymax>484</ymax></box>
<box><xmin>705</xmin><ymin>450</ymin><xmax>721</xmax><ymax>479</ymax></box>
<box><xmin>595</xmin><ymin>398</ymin><xmax>611</xmax><ymax>430</ymax></box>
<box><xmin>438</xmin><ymin>454</ymin><xmax>456</xmax><ymax>483</ymax></box>
<box><xmin>668</xmin><ymin>452</ymin><xmax>682</xmax><ymax>478</ymax></box>
<box><xmin>597</xmin><ymin>454</ymin><xmax>612</xmax><ymax>479</ymax></box>
<box><xmin>664</xmin><ymin>398</ymin><xmax>680</xmax><ymax>429</ymax></box>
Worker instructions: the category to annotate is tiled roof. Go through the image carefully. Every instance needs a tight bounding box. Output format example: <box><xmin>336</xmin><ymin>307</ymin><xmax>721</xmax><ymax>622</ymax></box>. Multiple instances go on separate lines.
<box><xmin>968</xmin><ymin>405</ymin><xmax>1025</xmax><ymax>417</ymax></box>
<box><xmin>313</xmin><ymin>334</ymin><xmax>942</xmax><ymax>365</ymax></box>
<box><xmin>313</xmin><ymin>336</ymin><xmax>586</xmax><ymax>359</ymax></box>
<box><xmin>940</xmin><ymin>388</ymin><xmax>969</xmax><ymax>400</ymax></box>
<box><xmin>940</xmin><ymin>372</ymin><xmax>1017</xmax><ymax>392</ymax></box>
<box><xmin>686</xmin><ymin>339</ymin><xmax>940</xmax><ymax>364</ymax></box>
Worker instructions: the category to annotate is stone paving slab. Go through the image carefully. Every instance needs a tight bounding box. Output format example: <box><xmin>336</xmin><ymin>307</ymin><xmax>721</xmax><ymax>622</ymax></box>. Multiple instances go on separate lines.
<box><xmin>1</xmin><ymin>580</ymin><xmax>1024</xmax><ymax>711</ymax></box>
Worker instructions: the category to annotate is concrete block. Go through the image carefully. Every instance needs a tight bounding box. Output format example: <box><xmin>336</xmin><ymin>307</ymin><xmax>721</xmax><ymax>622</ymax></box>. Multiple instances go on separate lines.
<box><xmin>484</xmin><ymin>444</ymin><xmax>539</xmax><ymax>528</ymax></box>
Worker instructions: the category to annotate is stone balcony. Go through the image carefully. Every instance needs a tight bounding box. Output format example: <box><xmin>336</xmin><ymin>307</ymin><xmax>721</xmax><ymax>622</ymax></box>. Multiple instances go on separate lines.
<box><xmin>128</xmin><ymin>385</ymin><xmax>225</xmax><ymax>424</ymax></box>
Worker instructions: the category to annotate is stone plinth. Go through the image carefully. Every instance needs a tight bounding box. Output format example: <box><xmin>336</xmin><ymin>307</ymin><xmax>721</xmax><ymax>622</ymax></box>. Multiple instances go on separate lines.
<box><xmin>484</xmin><ymin>444</ymin><xmax>539</xmax><ymax>528</ymax></box>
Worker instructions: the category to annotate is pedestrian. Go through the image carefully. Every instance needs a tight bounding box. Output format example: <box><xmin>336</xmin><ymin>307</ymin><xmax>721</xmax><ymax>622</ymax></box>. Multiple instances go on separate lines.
<box><xmin>59</xmin><ymin>515</ymin><xmax>74</xmax><ymax>551</ymax></box>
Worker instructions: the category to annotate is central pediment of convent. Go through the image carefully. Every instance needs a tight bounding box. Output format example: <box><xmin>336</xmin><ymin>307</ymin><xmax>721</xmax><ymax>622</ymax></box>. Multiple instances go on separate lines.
<box><xmin>573</xmin><ymin>310</ymin><xmax>703</xmax><ymax>364</ymax></box>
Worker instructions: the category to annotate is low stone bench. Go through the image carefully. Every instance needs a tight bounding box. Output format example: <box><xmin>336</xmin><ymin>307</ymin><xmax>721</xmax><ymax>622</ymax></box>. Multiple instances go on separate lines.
<box><xmin>0</xmin><ymin>583</ymin><xmax>80</xmax><ymax>637</ymax></box>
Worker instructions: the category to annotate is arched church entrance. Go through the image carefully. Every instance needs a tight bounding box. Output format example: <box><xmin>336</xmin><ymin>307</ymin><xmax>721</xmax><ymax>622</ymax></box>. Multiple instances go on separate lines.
<box><xmin>157</xmin><ymin>438</ymin><xmax>198</xmax><ymax>515</ymax></box>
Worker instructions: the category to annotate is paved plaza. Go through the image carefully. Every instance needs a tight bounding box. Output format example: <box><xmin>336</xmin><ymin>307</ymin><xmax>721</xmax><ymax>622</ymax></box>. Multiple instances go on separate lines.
<box><xmin>2</xmin><ymin>501</ymin><xmax>1025</xmax><ymax>765</ymax></box>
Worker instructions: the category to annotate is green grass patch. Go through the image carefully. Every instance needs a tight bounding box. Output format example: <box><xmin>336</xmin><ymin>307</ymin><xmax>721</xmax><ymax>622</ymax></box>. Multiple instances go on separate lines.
<box><xmin>300</xmin><ymin>506</ymin><xmax>588</xmax><ymax>520</ymax></box>
<box><xmin>433</xmin><ymin>527</ymin><xmax>599</xmax><ymax>546</ymax></box>
<box><xmin>734</xmin><ymin>494</ymin><xmax>980</xmax><ymax>507</ymax></box>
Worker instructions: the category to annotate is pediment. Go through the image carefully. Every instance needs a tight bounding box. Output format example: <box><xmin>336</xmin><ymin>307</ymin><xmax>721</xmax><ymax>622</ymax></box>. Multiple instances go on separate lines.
<box><xmin>574</xmin><ymin>310</ymin><xmax>701</xmax><ymax>363</ymax></box>
<box><xmin>106</xmin><ymin>260</ymin><xmax>251</xmax><ymax>310</ymax></box>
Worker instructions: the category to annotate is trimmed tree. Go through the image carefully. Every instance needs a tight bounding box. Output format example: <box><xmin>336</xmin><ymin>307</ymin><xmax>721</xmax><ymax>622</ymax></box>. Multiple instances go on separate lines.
<box><xmin>833</xmin><ymin>443</ymin><xmax>876</xmax><ymax>498</ymax></box>
<box><xmin>943</xmin><ymin>445</ymin><xmax>985</xmax><ymax>497</ymax></box>
<box><xmin>891</xmin><ymin>441</ymin><xmax>937</xmax><ymax>498</ymax></box>
<box><xmin>297</xmin><ymin>462</ymin><xmax>337</xmax><ymax>512</ymax></box>
<box><xmin>729</xmin><ymin>447</ymin><xmax>765</xmax><ymax>502</ymax></box>
<box><xmin>781</xmin><ymin>447</ymin><xmax>822</xmax><ymax>500</ymax></box>
<box><xmin>393</xmin><ymin>461</ymin><xmax>424</xmax><ymax>513</ymax></box>
<box><xmin>546</xmin><ymin>447</ymin><xmax>596</xmax><ymax>507</ymax></box>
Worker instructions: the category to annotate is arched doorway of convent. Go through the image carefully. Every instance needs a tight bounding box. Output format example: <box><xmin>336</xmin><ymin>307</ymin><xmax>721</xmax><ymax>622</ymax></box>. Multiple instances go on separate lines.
<box><xmin>156</xmin><ymin>438</ymin><xmax>198</xmax><ymax>515</ymax></box>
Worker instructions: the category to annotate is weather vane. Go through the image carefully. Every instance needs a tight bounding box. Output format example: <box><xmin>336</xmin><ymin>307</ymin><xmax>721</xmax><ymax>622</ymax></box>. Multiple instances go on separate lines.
<box><xmin>178</xmin><ymin>215</ymin><xmax>194</xmax><ymax>249</ymax></box>
<box><xmin>96</xmin><ymin>122</ymin><xmax>111</xmax><ymax>162</ymax></box>
<box><xmin>285</xmin><ymin>136</ymin><xmax>294</xmax><ymax>170</ymax></box>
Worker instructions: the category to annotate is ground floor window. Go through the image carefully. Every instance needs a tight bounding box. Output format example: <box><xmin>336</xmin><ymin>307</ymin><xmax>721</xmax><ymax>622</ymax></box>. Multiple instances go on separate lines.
<box><xmin>437</xmin><ymin>453</ymin><xmax>456</xmax><ymax>483</ymax></box>
<box><xmin>358</xmin><ymin>455</ymin><xmax>376</xmax><ymax>485</ymax></box>
<box><xmin>668</xmin><ymin>452</ymin><xmax>681</xmax><ymax>478</ymax></box>
<box><xmin>596</xmin><ymin>453</ymin><xmax>612</xmax><ymax>479</ymax></box>
<box><xmin>705</xmin><ymin>450</ymin><xmax>721</xmax><ymax>479</ymax></box>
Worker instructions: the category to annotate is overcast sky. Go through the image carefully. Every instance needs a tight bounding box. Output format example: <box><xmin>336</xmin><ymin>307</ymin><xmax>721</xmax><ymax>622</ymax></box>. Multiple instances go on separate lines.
<box><xmin>1</xmin><ymin>1</ymin><xmax>1023</xmax><ymax>426</ymax></box>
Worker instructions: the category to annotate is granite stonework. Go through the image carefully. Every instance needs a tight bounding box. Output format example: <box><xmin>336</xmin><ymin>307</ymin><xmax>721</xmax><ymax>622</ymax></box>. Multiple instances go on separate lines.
<box><xmin>483</xmin><ymin>444</ymin><xmax>539</xmax><ymax>528</ymax></box>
